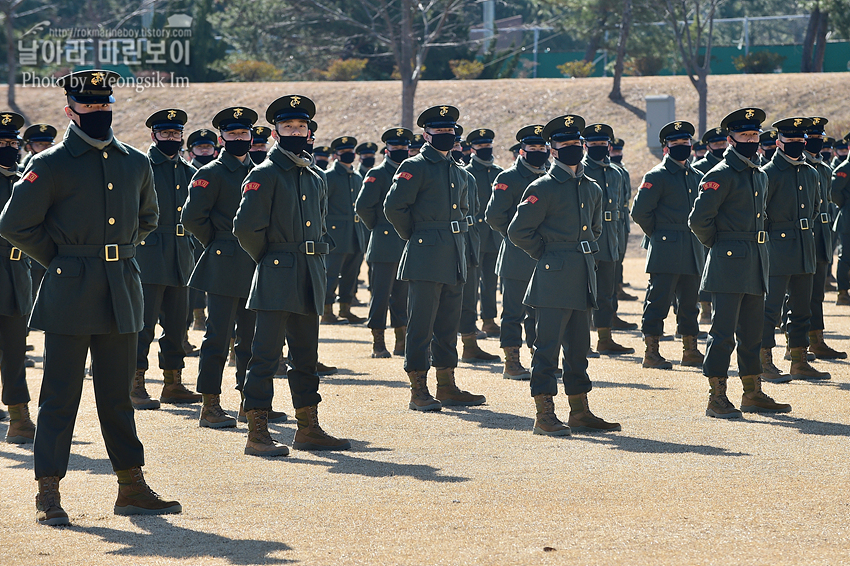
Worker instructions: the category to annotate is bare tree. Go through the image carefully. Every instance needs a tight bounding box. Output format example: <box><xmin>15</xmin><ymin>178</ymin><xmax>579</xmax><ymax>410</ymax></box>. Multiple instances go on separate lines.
<box><xmin>608</xmin><ymin>0</ymin><xmax>632</xmax><ymax>101</ymax></box>
<box><xmin>1</xmin><ymin>0</ymin><xmax>51</xmax><ymax>120</ymax></box>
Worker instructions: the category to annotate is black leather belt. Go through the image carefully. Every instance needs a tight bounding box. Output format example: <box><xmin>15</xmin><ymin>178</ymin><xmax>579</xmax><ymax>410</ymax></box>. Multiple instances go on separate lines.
<box><xmin>544</xmin><ymin>240</ymin><xmax>599</xmax><ymax>254</ymax></box>
<box><xmin>771</xmin><ymin>219</ymin><xmax>811</xmax><ymax>231</ymax></box>
<box><xmin>57</xmin><ymin>244</ymin><xmax>136</xmax><ymax>261</ymax></box>
<box><xmin>716</xmin><ymin>231</ymin><xmax>768</xmax><ymax>244</ymax></box>
<box><xmin>155</xmin><ymin>224</ymin><xmax>186</xmax><ymax>236</ymax></box>
<box><xmin>266</xmin><ymin>241</ymin><xmax>330</xmax><ymax>255</ymax></box>
<box><xmin>414</xmin><ymin>221</ymin><xmax>469</xmax><ymax>234</ymax></box>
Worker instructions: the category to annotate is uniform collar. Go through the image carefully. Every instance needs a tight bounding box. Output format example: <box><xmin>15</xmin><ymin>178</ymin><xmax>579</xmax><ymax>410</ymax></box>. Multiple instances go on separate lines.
<box><xmin>421</xmin><ymin>143</ymin><xmax>450</xmax><ymax>164</ymax></box>
<box><xmin>517</xmin><ymin>156</ymin><xmax>545</xmax><ymax>177</ymax></box>
<box><xmin>268</xmin><ymin>143</ymin><xmax>313</xmax><ymax>171</ymax></box>
<box><xmin>584</xmin><ymin>156</ymin><xmax>610</xmax><ymax>168</ymax></box>
<box><xmin>65</xmin><ymin>122</ymin><xmax>129</xmax><ymax>158</ymax></box>
<box><xmin>332</xmin><ymin>159</ymin><xmax>354</xmax><ymax>174</ymax></box>
<box><xmin>148</xmin><ymin>143</ymin><xmax>181</xmax><ymax>165</ymax></box>
<box><xmin>219</xmin><ymin>148</ymin><xmax>252</xmax><ymax>172</ymax></box>
<box><xmin>725</xmin><ymin>146</ymin><xmax>760</xmax><ymax>171</ymax></box>
<box><xmin>550</xmin><ymin>159</ymin><xmax>584</xmax><ymax>181</ymax></box>
<box><xmin>0</xmin><ymin>165</ymin><xmax>18</xmax><ymax>178</ymax></box>
<box><xmin>776</xmin><ymin>149</ymin><xmax>806</xmax><ymax>170</ymax></box>
<box><xmin>471</xmin><ymin>154</ymin><xmax>494</xmax><ymax>167</ymax></box>
<box><xmin>805</xmin><ymin>152</ymin><xmax>823</xmax><ymax>166</ymax></box>
<box><xmin>663</xmin><ymin>154</ymin><xmax>687</xmax><ymax>173</ymax></box>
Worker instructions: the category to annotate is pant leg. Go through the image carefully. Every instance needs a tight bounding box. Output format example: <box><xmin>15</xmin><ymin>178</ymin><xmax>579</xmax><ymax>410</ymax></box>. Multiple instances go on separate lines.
<box><xmin>405</xmin><ymin>280</ymin><xmax>441</xmax><ymax>372</ymax></box>
<box><xmin>243</xmin><ymin>310</ymin><xmax>288</xmax><ymax>410</ymax></box>
<box><xmin>561</xmin><ymin>308</ymin><xmax>592</xmax><ymax>395</ymax></box>
<box><xmin>786</xmin><ymin>273</ymin><xmax>813</xmax><ymax>348</ymax></box>
<box><xmin>324</xmin><ymin>253</ymin><xmax>346</xmax><ymax>305</ymax></box>
<box><xmin>30</xmin><ymin>264</ymin><xmax>46</xmax><ymax>305</ymax></box>
<box><xmin>339</xmin><ymin>252</ymin><xmax>362</xmax><ymax>304</ymax></box>
<box><xmin>389</xmin><ymin>277</ymin><xmax>409</xmax><ymax>329</ymax></box>
<box><xmin>530</xmin><ymin>307</ymin><xmax>567</xmax><ymax>397</ymax></box>
<box><xmin>431</xmin><ymin>281</ymin><xmax>463</xmax><ymax>368</ymax></box>
<box><xmin>478</xmin><ymin>251</ymin><xmax>498</xmax><ymax>320</ymax></box>
<box><xmin>366</xmin><ymin>262</ymin><xmax>394</xmax><ymax>330</ymax></box>
<box><xmin>0</xmin><ymin>313</ymin><xmax>30</xmax><ymax>406</ymax></box>
<box><xmin>501</xmin><ymin>277</ymin><xmax>529</xmax><ymax>348</ymax></box>
<box><xmin>196</xmin><ymin>293</ymin><xmax>239</xmax><ymax>394</ymax></box>
<box><xmin>762</xmin><ymin>275</ymin><xmax>790</xmax><ymax>349</ymax></box>
<box><xmin>157</xmin><ymin>285</ymin><xmax>189</xmax><ymax>371</ymax></box>
<box><xmin>593</xmin><ymin>260</ymin><xmax>617</xmax><ymax>328</ymax></box>
<box><xmin>90</xmin><ymin>331</ymin><xmax>145</xmax><ymax>471</ymax></box>
<box><xmin>641</xmin><ymin>272</ymin><xmax>677</xmax><ymax>337</ymax></box>
<box><xmin>703</xmin><ymin>292</ymin><xmax>744</xmax><ymax>377</ymax></box>
<box><xmin>837</xmin><ymin>232</ymin><xmax>850</xmax><ymax>290</ymax></box>
<box><xmin>136</xmin><ymin>284</ymin><xmax>166</xmax><ymax>371</ymax></box>
<box><xmin>736</xmin><ymin>293</ymin><xmax>765</xmax><ymax>376</ymax></box>
<box><xmin>284</xmin><ymin>312</ymin><xmax>322</xmax><ymax>409</ymax></box>
<box><xmin>810</xmin><ymin>262</ymin><xmax>827</xmax><ymax>331</ymax></box>
<box><xmin>674</xmin><ymin>275</ymin><xmax>701</xmax><ymax>337</ymax></box>
<box><xmin>233</xmin><ymin>298</ymin><xmax>256</xmax><ymax>390</ymax></box>
<box><xmin>523</xmin><ymin>305</ymin><xmax>537</xmax><ymax>348</ymax></box>
<box><xmin>459</xmin><ymin>262</ymin><xmax>479</xmax><ymax>335</ymax></box>
<box><xmin>612</xmin><ymin>259</ymin><xmax>623</xmax><ymax>312</ymax></box>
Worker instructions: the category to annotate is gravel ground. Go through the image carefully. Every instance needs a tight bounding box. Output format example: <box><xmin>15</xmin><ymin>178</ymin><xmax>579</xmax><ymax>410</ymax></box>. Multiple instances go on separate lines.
<box><xmin>2</xmin><ymin>256</ymin><xmax>850</xmax><ymax>565</ymax></box>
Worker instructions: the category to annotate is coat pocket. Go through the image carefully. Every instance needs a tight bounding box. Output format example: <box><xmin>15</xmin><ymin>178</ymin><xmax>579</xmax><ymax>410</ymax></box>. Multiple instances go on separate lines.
<box><xmin>139</xmin><ymin>232</ymin><xmax>159</xmax><ymax>247</ymax></box>
<box><xmin>212</xmin><ymin>240</ymin><xmax>235</xmax><ymax>257</ymax></box>
<box><xmin>48</xmin><ymin>258</ymin><xmax>82</xmax><ymax>277</ymax></box>
<box><xmin>652</xmin><ymin>230</ymin><xmax>679</xmax><ymax>243</ymax></box>
<box><xmin>262</xmin><ymin>253</ymin><xmax>295</xmax><ymax>268</ymax></box>
<box><xmin>413</xmin><ymin>232</ymin><xmax>436</xmax><ymax>246</ymax></box>
<box><xmin>539</xmin><ymin>257</ymin><xmax>564</xmax><ymax>271</ymax></box>
<box><xmin>717</xmin><ymin>242</ymin><xmax>747</xmax><ymax>259</ymax></box>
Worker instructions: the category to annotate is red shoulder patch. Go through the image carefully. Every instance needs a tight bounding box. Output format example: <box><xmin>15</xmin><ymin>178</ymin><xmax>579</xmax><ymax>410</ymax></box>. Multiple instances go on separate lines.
<box><xmin>24</xmin><ymin>171</ymin><xmax>38</xmax><ymax>183</ymax></box>
<box><xmin>365</xmin><ymin>176</ymin><xmax>377</xmax><ymax>183</ymax></box>
<box><xmin>703</xmin><ymin>181</ymin><xmax>720</xmax><ymax>191</ymax></box>
<box><xmin>396</xmin><ymin>171</ymin><xmax>413</xmax><ymax>181</ymax></box>
<box><xmin>639</xmin><ymin>182</ymin><xmax>652</xmax><ymax>190</ymax></box>
<box><xmin>192</xmin><ymin>179</ymin><xmax>210</xmax><ymax>188</ymax></box>
<box><xmin>244</xmin><ymin>182</ymin><xmax>261</xmax><ymax>192</ymax></box>
<box><xmin>524</xmin><ymin>195</ymin><xmax>539</xmax><ymax>204</ymax></box>
<box><xmin>837</xmin><ymin>172</ymin><xmax>848</xmax><ymax>178</ymax></box>
<box><xmin>494</xmin><ymin>183</ymin><xmax>508</xmax><ymax>191</ymax></box>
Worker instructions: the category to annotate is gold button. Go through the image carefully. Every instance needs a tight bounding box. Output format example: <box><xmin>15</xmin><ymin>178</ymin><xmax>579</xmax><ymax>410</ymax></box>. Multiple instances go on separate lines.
<box><xmin>609</xmin><ymin>199</ymin><xmax>612</xmax><ymax>203</ymax></box>
<box><xmin>56</xmin><ymin>268</ymin><xmax>62</xmax><ymax>274</ymax></box>
<box><xmin>662</xmin><ymin>236</ymin><xmax>667</xmax><ymax>241</ymax></box>
<box><xmin>108</xmin><ymin>217</ymin><xmax>115</xmax><ymax>225</ymax></box>
<box><xmin>801</xmin><ymin>204</ymin><xmax>805</xmax><ymax>208</ymax></box>
<box><xmin>451</xmin><ymin>183</ymin><xmax>455</xmax><ymax>188</ymax></box>
<box><xmin>727</xmin><ymin>251</ymin><xmax>732</xmax><ymax>256</ymax></box>
<box><xmin>102</xmin><ymin>151</ymin><xmax>108</xmax><ymax>159</ymax></box>
<box><xmin>757</xmin><ymin>213</ymin><xmax>760</xmax><ymax>218</ymax></box>
<box><xmin>107</xmin><ymin>183</ymin><xmax>113</xmax><ymax>190</ymax></box>
<box><xmin>331</xmin><ymin>225</ymin><xmax>336</xmax><ymax>229</ymax></box>
<box><xmin>781</xmin><ymin>233</ymin><xmax>786</xmax><ymax>238</ymax></box>
<box><xmin>384</xmin><ymin>230</ymin><xmax>389</xmax><ymax>235</ymax></box>
<box><xmin>141</xmin><ymin>241</ymin><xmax>146</xmax><ymax>245</ymax></box>
<box><xmin>216</xmin><ymin>250</ymin><xmax>221</xmax><ymax>255</ymax></box>
<box><xmin>418</xmin><ymin>239</ymin><xmax>423</xmax><ymax>243</ymax></box>
<box><xmin>581</xmin><ymin>203</ymin><xmax>584</xmax><ymax>208</ymax></box>
<box><xmin>755</xmin><ymin>192</ymin><xmax>758</xmax><ymax>196</ymax></box>
<box><xmin>274</xmin><ymin>259</ymin><xmax>279</xmax><ymax>265</ymax></box>
<box><xmin>302</xmin><ymin>195</ymin><xmax>306</xmax><ymax>201</ymax></box>
<box><xmin>452</xmin><ymin>204</ymin><xmax>457</xmax><ymax>209</ymax></box>
<box><xmin>545</xmin><ymin>264</ymin><xmax>550</xmax><ymax>270</ymax></box>
<box><xmin>306</xmin><ymin>221</ymin><xmax>311</xmax><ymax>226</ymax></box>
<box><xmin>686</xmin><ymin>171</ymin><xmax>689</xmax><ymax>175</ymax></box>
<box><xmin>176</xmin><ymin>184</ymin><xmax>180</xmax><ymax>190</ymax></box>
<box><xmin>177</xmin><ymin>206</ymin><xmax>182</xmax><ymax>212</ymax></box>
<box><xmin>582</xmin><ymin>225</ymin><xmax>587</xmax><ymax>231</ymax></box>
<box><xmin>478</xmin><ymin>218</ymin><xmax>483</xmax><ymax>222</ymax></box>
<box><xmin>799</xmin><ymin>186</ymin><xmax>803</xmax><ymax>190</ymax></box>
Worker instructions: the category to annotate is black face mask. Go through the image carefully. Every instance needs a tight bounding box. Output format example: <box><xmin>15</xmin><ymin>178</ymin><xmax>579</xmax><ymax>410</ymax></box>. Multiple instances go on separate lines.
<box><xmin>668</xmin><ymin>144</ymin><xmax>692</xmax><ymax>162</ymax></box>
<box><xmin>556</xmin><ymin>145</ymin><xmax>584</xmax><ymax>166</ymax></box>
<box><xmin>428</xmin><ymin>133</ymin><xmax>456</xmax><ymax>152</ymax></box>
<box><xmin>451</xmin><ymin>150</ymin><xmax>464</xmax><ymax>162</ymax></box>
<box><xmin>193</xmin><ymin>154</ymin><xmax>215</xmax><ymax>165</ymax></box>
<box><xmin>315</xmin><ymin>158</ymin><xmax>329</xmax><ymax>170</ymax></box>
<box><xmin>361</xmin><ymin>156</ymin><xmax>375</xmax><ymax>169</ymax></box>
<box><xmin>782</xmin><ymin>142</ymin><xmax>805</xmax><ymax>159</ymax></box>
<box><xmin>249</xmin><ymin>150</ymin><xmax>267</xmax><ymax>164</ymax></box>
<box><xmin>223</xmin><ymin>139</ymin><xmax>250</xmax><ymax>157</ymax></box>
<box><xmin>711</xmin><ymin>147</ymin><xmax>726</xmax><ymax>158</ymax></box>
<box><xmin>278</xmin><ymin>135</ymin><xmax>309</xmax><ymax>155</ymax></box>
<box><xmin>0</xmin><ymin>146</ymin><xmax>18</xmax><ymax>168</ymax></box>
<box><xmin>821</xmin><ymin>151</ymin><xmax>833</xmax><ymax>161</ymax></box>
<box><xmin>806</xmin><ymin>138</ymin><xmax>824</xmax><ymax>154</ymax></box>
<box><xmin>475</xmin><ymin>148</ymin><xmax>493</xmax><ymax>161</ymax></box>
<box><xmin>524</xmin><ymin>150</ymin><xmax>549</xmax><ymax>168</ymax></box>
<box><xmin>733</xmin><ymin>141</ymin><xmax>759</xmax><ymax>159</ymax></box>
<box><xmin>338</xmin><ymin>152</ymin><xmax>356</xmax><ymax>164</ymax></box>
<box><xmin>73</xmin><ymin>109</ymin><xmax>112</xmax><ymax>140</ymax></box>
<box><xmin>764</xmin><ymin>148</ymin><xmax>776</xmax><ymax>160</ymax></box>
<box><xmin>389</xmin><ymin>149</ymin><xmax>408</xmax><ymax>164</ymax></box>
<box><xmin>155</xmin><ymin>139</ymin><xmax>182</xmax><ymax>157</ymax></box>
<box><xmin>610</xmin><ymin>154</ymin><xmax>623</xmax><ymax>164</ymax></box>
<box><xmin>587</xmin><ymin>145</ymin><xmax>609</xmax><ymax>161</ymax></box>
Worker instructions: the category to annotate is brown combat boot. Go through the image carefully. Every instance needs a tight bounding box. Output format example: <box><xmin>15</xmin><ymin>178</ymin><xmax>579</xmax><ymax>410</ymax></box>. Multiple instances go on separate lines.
<box><xmin>393</xmin><ymin>326</ymin><xmax>406</xmax><ymax>356</ymax></box>
<box><xmin>616</xmin><ymin>283</ymin><xmax>638</xmax><ymax>301</ymax></box>
<box><xmin>435</xmin><ymin>367</ymin><xmax>486</xmax><ymax>406</ymax></box>
<box><xmin>837</xmin><ymin>289</ymin><xmax>850</xmax><ymax>306</ymax></box>
<box><xmin>596</xmin><ymin>327</ymin><xmax>635</xmax><ymax>355</ymax></box>
<box><xmin>699</xmin><ymin>301</ymin><xmax>712</xmax><ymax>324</ymax></box>
<box><xmin>293</xmin><ymin>405</ymin><xmax>351</xmax><ymax>451</ymax></box>
<box><xmin>481</xmin><ymin>318</ymin><xmax>500</xmax><ymax>337</ymax></box>
<box><xmin>808</xmin><ymin>329</ymin><xmax>847</xmax><ymax>360</ymax></box>
<box><xmin>789</xmin><ymin>346</ymin><xmax>831</xmax><ymax>380</ymax></box>
<box><xmin>130</xmin><ymin>369</ymin><xmax>160</xmax><ymax>410</ymax></box>
<box><xmin>567</xmin><ymin>393</ymin><xmax>621</xmax><ymax>432</ymax></box>
<box><xmin>611</xmin><ymin>314</ymin><xmax>638</xmax><ymax>330</ymax></box>
<box><xmin>338</xmin><ymin>302</ymin><xmax>365</xmax><ymax>324</ymax></box>
<box><xmin>642</xmin><ymin>335</ymin><xmax>672</xmax><ymax>369</ymax></box>
<box><xmin>160</xmin><ymin>369</ymin><xmax>202</xmax><ymax>404</ymax></box>
<box><xmin>740</xmin><ymin>375</ymin><xmax>791</xmax><ymax>414</ymax></box>
<box><xmin>316</xmin><ymin>361</ymin><xmax>338</xmax><ymax>375</ymax></box>
<box><xmin>759</xmin><ymin>348</ymin><xmax>792</xmax><ymax>384</ymax></box>
<box><xmin>6</xmin><ymin>403</ymin><xmax>35</xmax><ymax>444</ymax></box>
<box><xmin>681</xmin><ymin>335</ymin><xmax>704</xmax><ymax>367</ymax></box>
<box><xmin>370</xmin><ymin>328</ymin><xmax>391</xmax><ymax>358</ymax></box>
<box><xmin>192</xmin><ymin>308</ymin><xmax>206</xmax><ymax>331</ymax></box>
<box><xmin>705</xmin><ymin>376</ymin><xmax>742</xmax><ymax>418</ymax></box>
<box><xmin>199</xmin><ymin>394</ymin><xmax>237</xmax><ymax>428</ymax></box>
<box><xmin>36</xmin><ymin>476</ymin><xmax>69</xmax><ymax>526</ymax></box>
<box><xmin>460</xmin><ymin>333</ymin><xmax>500</xmax><ymax>363</ymax></box>
<box><xmin>244</xmin><ymin>409</ymin><xmax>290</xmax><ymax>456</ymax></box>
<box><xmin>532</xmin><ymin>394</ymin><xmax>571</xmax><ymax>436</ymax></box>
<box><xmin>114</xmin><ymin>467</ymin><xmax>182</xmax><ymax>515</ymax></box>
<box><xmin>321</xmin><ymin>303</ymin><xmax>341</xmax><ymax>324</ymax></box>
<box><xmin>407</xmin><ymin>370</ymin><xmax>441</xmax><ymax>411</ymax></box>
<box><xmin>502</xmin><ymin>346</ymin><xmax>531</xmax><ymax>380</ymax></box>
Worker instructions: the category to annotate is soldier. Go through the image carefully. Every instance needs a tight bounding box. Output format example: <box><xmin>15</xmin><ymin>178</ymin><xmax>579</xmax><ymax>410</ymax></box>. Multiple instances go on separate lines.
<box><xmin>832</xmin><ymin>136</ymin><xmax>848</xmax><ymax>168</ymax></box>
<box><xmin>20</xmin><ymin>123</ymin><xmax>56</xmax><ymax>170</ymax></box>
<box><xmin>0</xmin><ymin>112</ymin><xmax>35</xmax><ymax>444</ymax></box>
<box><xmin>820</xmin><ymin>137</ymin><xmax>834</xmax><ymax>164</ymax></box>
<box><xmin>582</xmin><ymin>123</ymin><xmax>634</xmax><ymax>354</ymax></box>
<box><xmin>408</xmin><ymin>134</ymin><xmax>424</xmax><ymax>157</ymax></box>
<box><xmin>250</xmin><ymin>125</ymin><xmax>271</xmax><ymax>164</ymax></box>
<box><xmin>356</xmin><ymin>141</ymin><xmax>378</xmax><ymax>178</ymax></box>
<box><xmin>692</xmin><ymin>127</ymin><xmax>728</xmax><ymax>174</ymax></box>
<box><xmin>355</xmin><ymin>127</ymin><xmax>412</xmax><ymax>358</ymax></box>
<box><xmin>759</xmin><ymin>129</ymin><xmax>778</xmax><ymax>165</ymax></box>
<box><xmin>692</xmin><ymin>142</ymin><xmax>707</xmax><ymax>161</ymax></box>
<box><xmin>321</xmin><ymin>136</ymin><xmax>366</xmax><ymax>324</ymax></box>
<box><xmin>509</xmin><ymin>142</ymin><xmax>522</xmax><ymax>161</ymax></box>
<box><xmin>486</xmin><ymin>125</ymin><xmax>549</xmax><ymax>380</ymax></box>
<box><xmin>235</xmin><ymin>94</ymin><xmax>350</xmax><ymax>455</ymax></box>
<box><xmin>385</xmin><ymin>104</ymin><xmax>485</xmax><ymax>412</ymax></box>
<box><xmin>508</xmin><ymin>113</ymin><xmax>620</xmax><ymax>435</ymax></box>
<box><xmin>0</xmin><ymin>70</ymin><xmax>180</xmax><ymax>525</ymax></box>
<box><xmin>832</xmin><ymin>142</ymin><xmax>850</xmax><ymax>305</ymax></box>
<box><xmin>631</xmin><ymin>121</ymin><xmax>705</xmax><ymax>369</ymax></box>
<box><xmin>131</xmin><ymin>109</ymin><xmax>199</xmax><ymax>410</ymax></box>
<box><xmin>313</xmin><ymin>145</ymin><xmax>332</xmax><ymax>170</ymax></box>
<box><xmin>461</xmin><ymin>140</ymin><xmax>472</xmax><ymax>165</ymax></box>
<box><xmin>183</xmin><ymin>106</ymin><xmax>286</xmax><ymax>428</ymax></box>
<box><xmin>465</xmin><ymin>128</ymin><xmax>503</xmax><ymax>338</ymax></box>
<box><xmin>688</xmin><ymin>107</ymin><xmax>791</xmax><ymax>418</ymax></box>
<box><xmin>610</xmin><ymin>137</ymin><xmax>638</xmax><ymax>303</ymax></box>
<box><xmin>186</xmin><ymin>128</ymin><xmax>218</xmax><ymax>167</ymax></box>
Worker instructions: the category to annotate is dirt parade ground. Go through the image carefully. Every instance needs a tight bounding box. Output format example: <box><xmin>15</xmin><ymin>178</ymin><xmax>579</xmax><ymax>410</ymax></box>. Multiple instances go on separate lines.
<box><xmin>2</xmin><ymin>254</ymin><xmax>850</xmax><ymax>566</ymax></box>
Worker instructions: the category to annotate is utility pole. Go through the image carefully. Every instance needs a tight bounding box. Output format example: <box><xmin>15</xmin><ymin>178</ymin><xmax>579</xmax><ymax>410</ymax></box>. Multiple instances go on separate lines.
<box><xmin>482</xmin><ymin>0</ymin><xmax>495</xmax><ymax>52</ymax></box>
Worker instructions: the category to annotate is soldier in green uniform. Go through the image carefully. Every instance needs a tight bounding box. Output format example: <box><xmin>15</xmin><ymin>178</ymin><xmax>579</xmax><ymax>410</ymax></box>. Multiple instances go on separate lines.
<box><xmin>0</xmin><ymin>70</ymin><xmax>180</xmax><ymax>525</ymax></box>
<box><xmin>0</xmin><ymin>112</ymin><xmax>35</xmax><ymax>444</ymax></box>
<box><xmin>692</xmin><ymin>142</ymin><xmax>707</xmax><ymax>161</ymax></box>
<box><xmin>355</xmin><ymin>127</ymin><xmax>412</xmax><ymax>358</ymax></box>
<box><xmin>486</xmin><ymin>125</ymin><xmax>549</xmax><ymax>380</ymax></box>
<box><xmin>820</xmin><ymin>137</ymin><xmax>834</xmax><ymax>163</ymax></box>
<box><xmin>508</xmin><ymin>113</ymin><xmax>620</xmax><ymax>435</ymax></box>
<box><xmin>610</xmin><ymin>137</ymin><xmax>637</xmax><ymax>303</ymax></box>
<box><xmin>235</xmin><ymin>94</ymin><xmax>350</xmax><ymax>455</ymax></box>
<box><xmin>631</xmin><ymin>121</ymin><xmax>705</xmax><ymax>369</ymax></box>
<box><xmin>832</xmin><ymin>136</ymin><xmax>848</xmax><ymax>168</ymax></box>
<box><xmin>321</xmin><ymin>135</ymin><xmax>366</xmax><ymax>324</ymax></box>
<box><xmin>465</xmin><ymin>128</ymin><xmax>503</xmax><ymax>338</ymax></box>
<box><xmin>758</xmin><ymin>129</ymin><xmax>777</xmax><ymax>166</ymax></box>
<box><xmin>249</xmin><ymin>125</ymin><xmax>271</xmax><ymax>164</ymax></box>
<box><xmin>385</xmin><ymin>104</ymin><xmax>485</xmax><ymax>412</ymax></box>
<box><xmin>313</xmin><ymin>145</ymin><xmax>332</xmax><ymax>170</ymax></box>
<box><xmin>688</xmin><ymin>107</ymin><xmax>791</xmax><ymax>418</ymax></box>
<box><xmin>509</xmin><ymin>142</ymin><xmax>521</xmax><ymax>161</ymax></box>
<box><xmin>131</xmin><ymin>109</ymin><xmax>199</xmax><ymax>410</ymax></box>
<box><xmin>356</xmin><ymin>141</ymin><xmax>378</xmax><ymax>178</ymax></box>
<box><xmin>832</xmin><ymin>141</ymin><xmax>850</xmax><ymax>305</ymax></box>
<box><xmin>186</xmin><ymin>128</ymin><xmax>218</xmax><ymax>167</ymax></box>
<box><xmin>692</xmin><ymin>127</ymin><xmax>728</xmax><ymax>174</ymax></box>
<box><xmin>408</xmin><ymin>134</ymin><xmax>424</xmax><ymax>157</ymax></box>
<box><xmin>20</xmin><ymin>123</ymin><xmax>56</xmax><ymax>170</ymax></box>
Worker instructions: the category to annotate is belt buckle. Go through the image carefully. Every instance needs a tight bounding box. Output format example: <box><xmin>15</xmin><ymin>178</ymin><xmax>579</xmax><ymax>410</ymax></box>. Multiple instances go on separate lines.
<box><xmin>799</xmin><ymin>218</ymin><xmax>809</xmax><ymax>230</ymax></box>
<box><xmin>580</xmin><ymin>241</ymin><xmax>592</xmax><ymax>254</ymax></box>
<box><xmin>757</xmin><ymin>231</ymin><xmax>767</xmax><ymax>244</ymax></box>
<box><xmin>9</xmin><ymin>247</ymin><xmax>21</xmax><ymax>261</ymax></box>
<box><xmin>466</xmin><ymin>215</ymin><xmax>474</xmax><ymax>227</ymax></box>
<box><xmin>604</xmin><ymin>211</ymin><xmax>612</xmax><ymax>222</ymax></box>
<box><xmin>451</xmin><ymin>220</ymin><xmax>460</xmax><ymax>234</ymax></box>
<box><xmin>305</xmin><ymin>240</ymin><xmax>315</xmax><ymax>255</ymax></box>
<box><xmin>354</xmin><ymin>214</ymin><xmax>360</xmax><ymax>223</ymax></box>
<box><xmin>104</xmin><ymin>244</ymin><xmax>120</xmax><ymax>262</ymax></box>
<box><xmin>821</xmin><ymin>212</ymin><xmax>830</xmax><ymax>224</ymax></box>
<box><xmin>175</xmin><ymin>223</ymin><xmax>185</xmax><ymax>236</ymax></box>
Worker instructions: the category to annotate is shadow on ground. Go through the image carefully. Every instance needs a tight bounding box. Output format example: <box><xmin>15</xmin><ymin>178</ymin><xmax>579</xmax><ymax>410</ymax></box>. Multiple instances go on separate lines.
<box><xmin>574</xmin><ymin>433</ymin><xmax>750</xmax><ymax>456</ymax></box>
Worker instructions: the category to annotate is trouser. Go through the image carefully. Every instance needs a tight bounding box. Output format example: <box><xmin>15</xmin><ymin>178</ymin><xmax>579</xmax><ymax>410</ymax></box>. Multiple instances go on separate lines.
<box><xmin>703</xmin><ymin>292</ymin><xmax>764</xmax><ymax>377</ymax></box>
<box><xmin>837</xmin><ymin>232</ymin><xmax>850</xmax><ymax>290</ymax></box>
<box><xmin>500</xmin><ymin>276</ymin><xmax>536</xmax><ymax>349</ymax></box>
<box><xmin>762</xmin><ymin>273</ymin><xmax>812</xmax><ymax>349</ymax></box>
<box><xmin>459</xmin><ymin>263</ymin><xmax>480</xmax><ymax>335</ymax></box>
<box><xmin>698</xmin><ymin>248</ymin><xmax>711</xmax><ymax>303</ymax></box>
<box><xmin>530</xmin><ymin>307</ymin><xmax>592</xmax><ymax>397</ymax></box>
<box><xmin>35</xmin><ymin>331</ymin><xmax>144</xmax><ymax>478</ymax></box>
<box><xmin>809</xmin><ymin>262</ymin><xmax>828</xmax><ymax>331</ymax></box>
<box><xmin>641</xmin><ymin>272</ymin><xmax>700</xmax><ymax>337</ymax></box>
<box><xmin>243</xmin><ymin>310</ymin><xmax>321</xmax><ymax>411</ymax></box>
<box><xmin>0</xmin><ymin>313</ymin><xmax>29</xmax><ymax>406</ymax></box>
<box><xmin>136</xmin><ymin>283</ymin><xmax>188</xmax><ymax>371</ymax></box>
<box><xmin>325</xmin><ymin>252</ymin><xmax>360</xmax><ymax>305</ymax></box>
<box><xmin>196</xmin><ymin>293</ymin><xmax>255</xmax><ymax>394</ymax></box>
<box><xmin>593</xmin><ymin>260</ymin><xmax>617</xmax><ymax>328</ymax></box>
<box><xmin>366</xmin><ymin>262</ymin><xmax>408</xmax><ymax>330</ymax></box>
<box><xmin>404</xmin><ymin>279</ymin><xmax>463</xmax><ymax>372</ymax></box>
<box><xmin>30</xmin><ymin>264</ymin><xmax>46</xmax><ymax>304</ymax></box>
<box><xmin>478</xmin><ymin>251</ymin><xmax>498</xmax><ymax>320</ymax></box>
<box><xmin>612</xmin><ymin>257</ymin><xmax>624</xmax><ymax>312</ymax></box>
